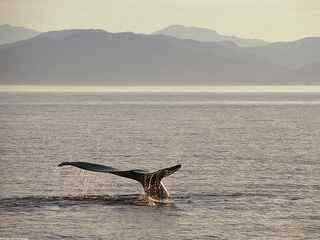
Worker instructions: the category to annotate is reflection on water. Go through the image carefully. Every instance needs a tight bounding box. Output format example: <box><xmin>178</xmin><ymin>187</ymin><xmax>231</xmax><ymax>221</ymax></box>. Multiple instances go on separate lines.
<box><xmin>1</xmin><ymin>92</ymin><xmax>320</xmax><ymax>240</ymax></box>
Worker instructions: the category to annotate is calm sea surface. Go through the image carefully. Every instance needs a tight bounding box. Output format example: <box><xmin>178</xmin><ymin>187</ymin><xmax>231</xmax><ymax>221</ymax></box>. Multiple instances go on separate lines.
<box><xmin>1</xmin><ymin>92</ymin><xmax>320</xmax><ymax>240</ymax></box>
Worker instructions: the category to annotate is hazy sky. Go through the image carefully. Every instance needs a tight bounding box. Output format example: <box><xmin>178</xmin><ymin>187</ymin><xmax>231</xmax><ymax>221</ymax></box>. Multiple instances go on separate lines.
<box><xmin>1</xmin><ymin>0</ymin><xmax>319</xmax><ymax>41</ymax></box>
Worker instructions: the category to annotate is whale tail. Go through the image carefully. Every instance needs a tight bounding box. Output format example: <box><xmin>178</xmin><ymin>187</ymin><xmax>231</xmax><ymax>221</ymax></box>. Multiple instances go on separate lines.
<box><xmin>58</xmin><ymin>162</ymin><xmax>181</xmax><ymax>200</ymax></box>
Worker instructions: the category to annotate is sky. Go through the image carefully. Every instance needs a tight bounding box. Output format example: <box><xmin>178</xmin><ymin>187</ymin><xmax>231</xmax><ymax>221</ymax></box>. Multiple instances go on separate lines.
<box><xmin>0</xmin><ymin>0</ymin><xmax>319</xmax><ymax>41</ymax></box>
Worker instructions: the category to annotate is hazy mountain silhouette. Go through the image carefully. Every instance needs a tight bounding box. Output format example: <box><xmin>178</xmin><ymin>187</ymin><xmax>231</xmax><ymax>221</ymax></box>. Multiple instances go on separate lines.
<box><xmin>154</xmin><ymin>25</ymin><xmax>320</xmax><ymax>71</ymax></box>
<box><xmin>0</xmin><ymin>29</ymin><xmax>285</xmax><ymax>85</ymax></box>
<box><xmin>0</xmin><ymin>28</ymin><xmax>319</xmax><ymax>85</ymax></box>
<box><xmin>154</xmin><ymin>25</ymin><xmax>268</xmax><ymax>47</ymax></box>
<box><xmin>247</xmin><ymin>37</ymin><xmax>320</xmax><ymax>69</ymax></box>
<box><xmin>0</xmin><ymin>24</ymin><xmax>40</xmax><ymax>45</ymax></box>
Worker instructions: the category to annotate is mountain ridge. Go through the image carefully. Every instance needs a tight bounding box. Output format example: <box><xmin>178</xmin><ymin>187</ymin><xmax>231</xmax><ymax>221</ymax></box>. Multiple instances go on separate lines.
<box><xmin>0</xmin><ymin>24</ymin><xmax>40</xmax><ymax>45</ymax></box>
<box><xmin>153</xmin><ymin>25</ymin><xmax>269</xmax><ymax>47</ymax></box>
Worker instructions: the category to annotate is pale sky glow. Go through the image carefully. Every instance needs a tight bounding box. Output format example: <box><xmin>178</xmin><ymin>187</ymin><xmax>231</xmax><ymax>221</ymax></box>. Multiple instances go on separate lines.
<box><xmin>0</xmin><ymin>0</ymin><xmax>319</xmax><ymax>41</ymax></box>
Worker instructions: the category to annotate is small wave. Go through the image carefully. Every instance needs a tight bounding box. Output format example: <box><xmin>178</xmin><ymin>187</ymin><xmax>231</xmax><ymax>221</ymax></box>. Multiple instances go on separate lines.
<box><xmin>0</xmin><ymin>194</ymin><xmax>175</xmax><ymax>212</ymax></box>
<box><xmin>172</xmin><ymin>192</ymin><xmax>277</xmax><ymax>199</ymax></box>
<box><xmin>0</xmin><ymin>191</ymin><xmax>294</xmax><ymax>213</ymax></box>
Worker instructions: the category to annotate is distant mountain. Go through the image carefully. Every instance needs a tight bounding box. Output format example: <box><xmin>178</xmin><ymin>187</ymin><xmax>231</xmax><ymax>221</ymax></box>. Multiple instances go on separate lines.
<box><xmin>246</xmin><ymin>37</ymin><xmax>320</xmax><ymax>69</ymax></box>
<box><xmin>0</xmin><ymin>29</ymin><xmax>285</xmax><ymax>85</ymax></box>
<box><xmin>0</xmin><ymin>24</ymin><xmax>40</xmax><ymax>45</ymax></box>
<box><xmin>153</xmin><ymin>25</ymin><xmax>269</xmax><ymax>47</ymax></box>
<box><xmin>287</xmin><ymin>62</ymin><xmax>320</xmax><ymax>83</ymax></box>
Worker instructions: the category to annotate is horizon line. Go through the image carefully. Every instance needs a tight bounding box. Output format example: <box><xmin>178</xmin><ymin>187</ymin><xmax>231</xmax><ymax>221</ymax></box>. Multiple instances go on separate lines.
<box><xmin>2</xmin><ymin>85</ymin><xmax>320</xmax><ymax>93</ymax></box>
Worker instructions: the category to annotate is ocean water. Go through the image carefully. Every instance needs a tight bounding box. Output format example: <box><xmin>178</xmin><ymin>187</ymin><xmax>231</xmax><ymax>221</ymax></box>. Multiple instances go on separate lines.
<box><xmin>1</xmin><ymin>92</ymin><xmax>320</xmax><ymax>240</ymax></box>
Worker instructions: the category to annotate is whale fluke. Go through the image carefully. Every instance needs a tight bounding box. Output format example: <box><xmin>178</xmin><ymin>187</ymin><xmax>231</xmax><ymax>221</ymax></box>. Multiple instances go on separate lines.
<box><xmin>58</xmin><ymin>161</ymin><xmax>181</xmax><ymax>201</ymax></box>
